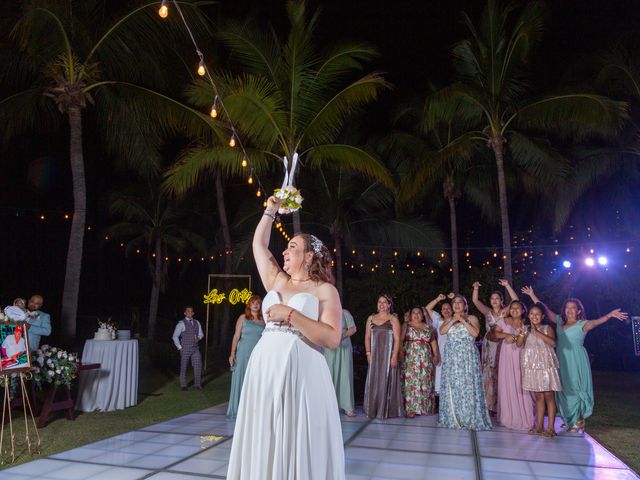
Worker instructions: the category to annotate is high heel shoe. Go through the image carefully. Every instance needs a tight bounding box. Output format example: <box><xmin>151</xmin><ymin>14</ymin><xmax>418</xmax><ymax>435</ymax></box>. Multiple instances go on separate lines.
<box><xmin>567</xmin><ymin>420</ymin><xmax>585</xmax><ymax>433</ymax></box>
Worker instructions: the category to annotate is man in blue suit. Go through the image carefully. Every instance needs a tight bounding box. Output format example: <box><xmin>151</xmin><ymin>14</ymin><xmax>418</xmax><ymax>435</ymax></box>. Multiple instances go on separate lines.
<box><xmin>26</xmin><ymin>295</ymin><xmax>51</xmax><ymax>351</ymax></box>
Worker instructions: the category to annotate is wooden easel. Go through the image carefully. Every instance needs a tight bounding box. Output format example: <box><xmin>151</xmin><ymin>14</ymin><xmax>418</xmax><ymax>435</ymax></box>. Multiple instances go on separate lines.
<box><xmin>0</xmin><ymin>373</ymin><xmax>40</xmax><ymax>464</ymax></box>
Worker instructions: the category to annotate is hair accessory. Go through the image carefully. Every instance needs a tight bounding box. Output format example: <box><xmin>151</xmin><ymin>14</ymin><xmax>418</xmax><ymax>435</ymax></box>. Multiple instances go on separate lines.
<box><xmin>310</xmin><ymin>235</ymin><xmax>324</xmax><ymax>258</ymax></box>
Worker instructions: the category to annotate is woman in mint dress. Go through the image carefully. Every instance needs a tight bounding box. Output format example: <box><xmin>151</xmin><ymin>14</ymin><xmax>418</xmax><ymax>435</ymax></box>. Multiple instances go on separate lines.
<box><xmin>226</xmin><ymin>295</ymin><xmax>265</xmax><ymax>418</ymax></box>
<box><xmin>324</xmin><ymin>309</ymin><xmax>357</xmax><ymax>416</ymax></box>
<box><xmin>522</xmin><ymin>287</ymin><xmax>627</xmax><ymax>432</ymax></box>
<box><xmin>438</xmin><ymin>295</ymin><xmax>492</xmax><ymax>431</ymax></box>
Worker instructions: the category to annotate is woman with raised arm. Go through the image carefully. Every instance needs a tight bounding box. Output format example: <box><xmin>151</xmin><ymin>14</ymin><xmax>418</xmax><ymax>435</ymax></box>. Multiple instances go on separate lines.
<box><xmin>226</xmin><ymin>295</ymin><xmax>265</xmax><ymax>418</ymax></box>
<box><xmin>472</xmin><ymin>279</ymin><xmax>517</xmax><ymax>415</ymax></box>
<box><xmin>425</xmin><ymin>293</ymin><xmax>453</xmax><ymax>397</ymax></box>
<box><xmin>227</xmin><ymin>196</ymin><xmax>344</xmax><ymax>479</ymax></box>
<box><xmin>521</xmin><ymin>287</ymin><xmax>627</xmax><ymax>433</ymax></box>
<box><xmin>493</xmin><ymin>300</ymin><xmax>534</xmax><ymax>431</ymax></box>
<box><xmin>438</xmin><ymin>294</ymin><xmax>492</xmax><ymax>430</ymax></box>
<box><xmin>363</xmin><ymin>294</ymin><xmax>403</xmax><ymax>419</ymax></box>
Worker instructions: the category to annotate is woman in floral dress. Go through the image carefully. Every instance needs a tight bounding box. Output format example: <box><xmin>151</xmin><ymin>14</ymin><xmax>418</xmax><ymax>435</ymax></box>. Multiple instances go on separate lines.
<box><xmin>438</xmin><ymin>295</ymin><xmax>492</xmax><ymax>431</ymax></box>
<box><xmin>401</xmin><ymin>307</ymin><xmax>440</xmax><ymax>417</ymax></box>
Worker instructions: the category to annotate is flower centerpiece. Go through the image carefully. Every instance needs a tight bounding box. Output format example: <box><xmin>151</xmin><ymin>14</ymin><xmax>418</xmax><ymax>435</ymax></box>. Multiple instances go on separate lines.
<box><xmin>97</xmin><ymin>317</ymin><xmax>117</xmax><ymax>340</ymax></box>
<box><xmin>274</xmin><ymin>185</ymin><xmax>304</xmax><ymax>214</ymax></box>
<box><xmin>31</xmin><ymin>345</ymin><xmax>79</xmax><ymax>389</ymax></box>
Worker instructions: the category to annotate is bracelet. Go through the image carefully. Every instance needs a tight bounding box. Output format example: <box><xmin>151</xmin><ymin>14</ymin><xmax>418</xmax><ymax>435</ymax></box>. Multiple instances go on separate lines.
<box><xmin>286</xmin><ymin>308</ymin><xmax>295</xmax><ymax>325</ymax></box>
<box><xmin>366</xmin><ymin>352</ymin><xmax>371</xmax><ymax>356</ymax></box>
<box><xmin>263</xmin><ymin>211</ymin><xmax>276</xmax><ymax>220</ymax></box>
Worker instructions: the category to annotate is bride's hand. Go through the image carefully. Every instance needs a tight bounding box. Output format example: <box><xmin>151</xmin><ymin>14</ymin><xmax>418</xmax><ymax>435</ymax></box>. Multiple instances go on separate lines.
<box><xmin>265</xmin><ymin>195</ymin><xmax>281</xmax><ymax>214</ymax></box>
<box><xmin>265</xmin><ymin>304</ymin><xmax>292</xmax><ymax>324</ymax></box>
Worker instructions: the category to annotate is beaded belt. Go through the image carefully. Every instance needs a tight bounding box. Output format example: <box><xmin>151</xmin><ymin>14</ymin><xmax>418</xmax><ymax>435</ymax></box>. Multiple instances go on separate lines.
<box><xmin>263</xmin><ymin>323</ymin><xmax>323</xmax><ymax>353</ymax></box>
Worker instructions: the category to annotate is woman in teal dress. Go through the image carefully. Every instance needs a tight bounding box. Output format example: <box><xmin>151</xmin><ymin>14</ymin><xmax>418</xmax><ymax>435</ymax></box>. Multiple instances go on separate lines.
<box><xmin>226</xmin><ymin>295</ymin><xmax>265</xmax><ymax>418</ymax></box>
<box><xmin>324</xmin><ymin>309</ymin><xmax>357</xmax><ymax>416</ymax></box>
<box><xmin>438</xmin><ymin>295</ymin><xmax>492</xmax><ymax>431</ymax></box>
<box><xmin>522</xmin><ymin>287</ymin><xmax>627</xmax><ymax>432</ymax></box>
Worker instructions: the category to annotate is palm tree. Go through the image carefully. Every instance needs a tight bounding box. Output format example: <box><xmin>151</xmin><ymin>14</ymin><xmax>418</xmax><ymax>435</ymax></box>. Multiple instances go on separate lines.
<box><xmin>303</xmin><ymin>168</ymin><xmax>444</xmax><ymax>298</ymax></box>
<box><xmin>391</xmin><ymin>93</ymin><xmax>498</xmax><ymax>293</ymax></box>
<box><xmin>425</xmin><ymin>0</ymin><xmax>627</xmax><ymax>283</ymax></box>
<box><xmin>105</xmin><ymin>179</ymin><xmax>207</xmax><ymax>340</ymax></box>
<box><xmin>0</xmin><ymin>1</ymin><xmax>212</xmax><ymax>337</ymax></box>
<box><xmin>165</xmin><ymin>0</ymin><xmax>393</xmax><ymax>234</ymax></box>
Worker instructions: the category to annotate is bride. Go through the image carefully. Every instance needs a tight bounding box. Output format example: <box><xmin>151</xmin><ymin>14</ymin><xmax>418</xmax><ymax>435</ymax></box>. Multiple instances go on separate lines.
<box><xmin>226</xmin><ymin>196</ymin><xmax>345</xmax><ymax>479</ymax></box>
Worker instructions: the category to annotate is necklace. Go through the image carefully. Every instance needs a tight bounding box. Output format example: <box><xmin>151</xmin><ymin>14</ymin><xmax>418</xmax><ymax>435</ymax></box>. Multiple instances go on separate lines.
<box><xmin>289</xmin><ymin>276</ymin><xmax>311</xmax><ymax>282</ymax></box>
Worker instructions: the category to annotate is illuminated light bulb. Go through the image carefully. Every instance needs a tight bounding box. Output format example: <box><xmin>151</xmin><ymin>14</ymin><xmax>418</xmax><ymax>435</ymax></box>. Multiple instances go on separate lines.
<box><xmin>263</xmin><ymin>201</ymin><xmax>267</xmax><ymax>207</ymax></box>
<box><xmin>372</xmin><ymin>250</ymin><xmax>376</xmax><ymax>255</ymax></box>
<box><xmin>40</xmin><ymin>214</ymin><xmax>45</xmax><ymax>220</ymax></box>
<box><xmin>197</xmin><ymin>60</ymin><xmax>206</xmax><ymax>76</ymax></box>
<box><xmin>585</xmin><ymin>257</ymin><xmax>595</xmax><ymax>267</ymax></box>
<box><xmin>64</xmin><ymin>214</ymin><xmax>69</xmax><ymax>219</ymax></box>
<box><xmin>209</xmin><ymin>106</ymin><xmax>218</xmax><ymax>118</ymax></box>
<box><xmin>256</xmin><ymin>190</ymin><xmax>261</xmax><ymax>197</ymax></box>
<box><xmin>158</xmin><ymin>1</ymin><xmax>168</xmax><ymax>18</ymax></box>
<box><xmin>229</xmin><ymin>135</ymin><xmax>236</xmax><ymax>147</ymax></box>
<box><xmin>104</xmin><ymin>235</ymin><xmax>109</xmax><ymax>240</ymax></box>
<box><xmin>247</xmin><ymin>176</ymin><xmax>253</xmax><ymax>185</ymax></box>
<box><xmin>417</xmin><ymin>251</ymin><xmax>421</xmax><ymax>256</ymax></box>
<box><xmin>241</xmin><ymin>158</ymin><xmax>247</xmax><ymax>168</ymax></box>
<box><xmin>626</xmin><ymin>247</ymin><xmax>631</xmax><ymax>253</ymax></box>
<box><xmin>136</xmin><ymin>249</ymin><xmax>140</xmax><ymax>254</ymax></box>
<box><xmin>393</xmin><ymin>251</ymin><xmax>398</xmax><ymax>256</ymax></box>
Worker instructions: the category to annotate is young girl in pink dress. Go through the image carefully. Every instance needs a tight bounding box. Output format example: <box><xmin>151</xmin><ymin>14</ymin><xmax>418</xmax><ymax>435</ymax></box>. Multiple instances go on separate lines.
<box><xmin>520</xmin><ymin>304</ymin><xmax>562</xmax><ymax>436</ymax></box>
<box><xmin>494</xmin><ymin>300</ymin><xmax>534</xmax><ymax>431</ymax></box>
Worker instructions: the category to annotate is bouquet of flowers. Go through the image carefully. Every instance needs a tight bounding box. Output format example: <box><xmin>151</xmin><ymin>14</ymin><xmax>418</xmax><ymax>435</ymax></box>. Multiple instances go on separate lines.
<box><xmin>31</xmin><ymin>345</ymin><xmax>79</xmax><ymax>389</ymax></box>
<box><xmin>274</xmin><ymin>185</ymin><xmax>304</xmax><ymax>214</ymax></box>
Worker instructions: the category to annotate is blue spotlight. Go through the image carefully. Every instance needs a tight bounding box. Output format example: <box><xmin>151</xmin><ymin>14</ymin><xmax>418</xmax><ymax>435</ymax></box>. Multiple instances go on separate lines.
<box><xmin>598</xmin><ymin>256</ymin><xmax>608</xmax><ymax>266</ymax></box>
<box><xmin>585</xmin><ymin>257</ymin><xmax>595</xmax><ymax>267</ymax></box>
<box><xmin>562</xmin><ymin>260</ymin><xmax>571</xmax><ymax>268</ymax></box>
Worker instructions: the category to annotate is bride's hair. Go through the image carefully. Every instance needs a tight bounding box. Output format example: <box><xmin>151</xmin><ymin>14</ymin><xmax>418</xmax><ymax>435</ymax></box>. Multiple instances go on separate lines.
<box><xmin>298</xmin><ymin>233</ymin><xmax>334</xmax><ymax>284</ymax></box>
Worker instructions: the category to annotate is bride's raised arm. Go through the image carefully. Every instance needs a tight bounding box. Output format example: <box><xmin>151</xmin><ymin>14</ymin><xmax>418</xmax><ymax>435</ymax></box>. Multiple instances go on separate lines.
<box><xmin>253</xmin><ymin>196</ymin><xmax>284</xmax><ymax>291</ymax></box>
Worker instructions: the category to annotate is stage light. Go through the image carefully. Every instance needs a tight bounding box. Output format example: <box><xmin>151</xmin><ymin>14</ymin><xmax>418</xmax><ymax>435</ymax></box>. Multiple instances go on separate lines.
<box><xmin>562</xmin><ymin>260</ymin><xmax>571</xmax><ymax>268</ymax></box>
<box><xmin>598</xmin><ymin>256</ymin><xmax>608</xmax><ymax>266</ymax></box>
<box><xmin>585</xmin><ymin>257</ymin><xmax>595</xmax><ymax>267</ymax></box>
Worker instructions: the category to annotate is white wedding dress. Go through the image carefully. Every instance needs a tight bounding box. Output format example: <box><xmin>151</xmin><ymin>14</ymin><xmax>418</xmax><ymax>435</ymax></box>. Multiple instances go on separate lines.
<box><xmin>226</xmin><ymin>290</ymin><xmax>345</xmax><ymax>479</ymax></box>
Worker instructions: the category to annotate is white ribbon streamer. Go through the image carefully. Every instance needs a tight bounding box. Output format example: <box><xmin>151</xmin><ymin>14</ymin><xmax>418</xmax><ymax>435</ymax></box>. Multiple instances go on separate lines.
<box><xmin>280</xmin><ymin>152</ymin><xmax>299</xmax><ymax>190</ymax></box>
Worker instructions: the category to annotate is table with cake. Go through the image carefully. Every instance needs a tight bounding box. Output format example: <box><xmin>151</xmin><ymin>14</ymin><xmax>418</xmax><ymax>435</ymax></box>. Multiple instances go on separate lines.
<box><xmin>76</xmin><ymin>325</ymin><xmax>138</xmax><ymax>412</ymax></box>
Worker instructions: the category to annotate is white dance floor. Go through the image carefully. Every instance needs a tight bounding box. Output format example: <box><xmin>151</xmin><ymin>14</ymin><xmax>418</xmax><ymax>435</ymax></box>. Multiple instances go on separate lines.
<box><xmin>0</xmin><ymin>403</ymin><xmax>637</xmax><ymax>479</ymax></box>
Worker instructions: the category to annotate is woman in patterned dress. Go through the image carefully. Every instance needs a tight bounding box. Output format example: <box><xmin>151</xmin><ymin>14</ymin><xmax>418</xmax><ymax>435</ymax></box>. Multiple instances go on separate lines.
<box><xmin>438</xmin><ymin>294</ymin><xmax>492</xmax><ymax>431</ymax></box>
<box><xmin>363</xmin><ymin>294</ymin><xmax>403</xmax><ymax>419</ymax></box>
<box><xmin>472</xmin><ymin>279</ymin><xmax>519</xmax><ymax>415</ymax></box>
<box><xmin>401</xmin><ymin>306</ymin><xmax>440</xmax><ymax>417</ymax></box>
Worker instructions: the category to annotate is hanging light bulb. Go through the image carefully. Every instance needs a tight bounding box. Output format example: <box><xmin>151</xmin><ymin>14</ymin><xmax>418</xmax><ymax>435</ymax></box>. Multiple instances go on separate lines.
<box><xmin>197</xmin><ymin>60</ymin><xmax>206</xmax><ymax>76</ymax></box>
<box><xmin>209</xmin><ymin>95</ymin><xmax>219</xmax><ymax>118</ymax></box>
<box><xmin>256</xmin><ymin>190</ymin><xmax>262</xmax><ymax>197</ymax></box>
<box><xmin>158</xmin><ymin>0</ymin><xmax>168</xmax><ymax>18</ymax></box>
<box><xmin>263</xmin><ymin>201</ymin><xmax>267</xmax><ymax>208</ymax></box>
<box><xmin>241</xmin><ymin>158</ymin><xmax>248</xmax><ymax>168</ymax></box>
<box><xmin>248</xmin><ymin>176</ymin><xmax>253</xmax><ymax>185</ymax></box>
<box><xmin>229</xmin><ymin>134</ymin><xmax>236</xmax><ymax>148</ymax></box>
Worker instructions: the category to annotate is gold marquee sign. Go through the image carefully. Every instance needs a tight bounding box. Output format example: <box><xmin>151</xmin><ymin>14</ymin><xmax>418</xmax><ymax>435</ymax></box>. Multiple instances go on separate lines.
<box><xmin>203</xmin><ymin>288</ymin><xmax>253</xmax><ymax>305</ymax></box>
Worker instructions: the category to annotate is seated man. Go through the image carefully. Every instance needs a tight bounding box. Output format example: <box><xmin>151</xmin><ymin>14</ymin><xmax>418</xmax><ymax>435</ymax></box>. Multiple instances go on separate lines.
<box><xmin>26</xmin><ymin>295</ymin><xmax>51</xmax><ymax>350</ymax></box>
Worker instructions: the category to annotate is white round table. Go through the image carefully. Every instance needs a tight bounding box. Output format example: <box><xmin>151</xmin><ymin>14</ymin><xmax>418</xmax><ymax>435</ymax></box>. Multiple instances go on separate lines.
<box><xmin>76</xmin><ymin>339</ymin><xmax>139</xmax><ymax>412</ymax></box>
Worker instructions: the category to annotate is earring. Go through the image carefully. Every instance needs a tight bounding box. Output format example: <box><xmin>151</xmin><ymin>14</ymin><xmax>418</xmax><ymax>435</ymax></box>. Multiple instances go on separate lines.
<box><xmin>305</xmin><ymin>262</ymin><xmax>311</xmax><ymax>273</ymax></box>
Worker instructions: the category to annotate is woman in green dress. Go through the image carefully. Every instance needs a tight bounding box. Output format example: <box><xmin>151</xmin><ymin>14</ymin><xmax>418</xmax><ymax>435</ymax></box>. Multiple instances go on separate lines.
<box><xmin>324</xmin><ymin>309</ymin><xmax>357</xmax><ymax>416</ymax></box>
<box><xmin>522</xmin><ymin>287</ymin><xmax>627</xmax><ymax>432</ymax></box>
<box><xmin>226</xmin><ymin>295</ymin><xmax>265</xmax><ymax>418</ymax></box>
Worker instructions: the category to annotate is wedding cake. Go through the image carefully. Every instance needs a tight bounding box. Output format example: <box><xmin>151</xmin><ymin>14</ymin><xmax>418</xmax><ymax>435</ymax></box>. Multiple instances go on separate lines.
<box><xmin>94</xmin><ymin>327</ymin><xmax>113</xmax><ymax>340</ymax></box>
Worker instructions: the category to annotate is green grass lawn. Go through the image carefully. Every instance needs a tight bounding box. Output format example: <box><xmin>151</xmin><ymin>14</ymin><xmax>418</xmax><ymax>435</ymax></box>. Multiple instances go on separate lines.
<box><xmin>588</xmin><ymin>370</ymin><xmax>640</xmax><ymax>474</ymax></box>
<box><xmin>1</xmin><ymin>368</ymin><xmax>231</xmax><ymax>468</ymax></box>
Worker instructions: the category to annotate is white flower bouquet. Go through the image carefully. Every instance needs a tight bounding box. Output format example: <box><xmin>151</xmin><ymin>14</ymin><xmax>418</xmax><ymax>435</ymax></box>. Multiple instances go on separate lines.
<box><xmin>274</xmin><ymin>185</ymin><xmax>304</xmax><ymax>214</ymax></box>
<box><xmin>31</xmin><ymin>345</ymin><xmax>79</xmax><ymax>389</ymax></box>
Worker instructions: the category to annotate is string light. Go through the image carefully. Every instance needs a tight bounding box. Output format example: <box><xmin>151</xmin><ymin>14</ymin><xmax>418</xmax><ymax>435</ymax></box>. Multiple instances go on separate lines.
<box><xmin>241</xmin><ymin>158</ymin><xmax>247</xmax><ymax>168</ymax></box>
<box><xmin>256</xmin><ymin>190</ymin><xmax>262</xmax><ymax>197</ymax></box>
<box><xmin>197</xmin><ymin>59</ymin><xmax>206</xmax><ymax>76</ymax></box>
<box><xmin>158</xmin><ymin>0</ymin><xmax>168</xmax><ymax>18</ymax></box>
<box><xmin>229</xmin><ymin>134</ymin><xmax>236</xmax><ymax>148</ymax></box>
<box><xmin>209</xmin><ymin>96</ymin><xmax>219</xmax><ymax>118</ymax></box>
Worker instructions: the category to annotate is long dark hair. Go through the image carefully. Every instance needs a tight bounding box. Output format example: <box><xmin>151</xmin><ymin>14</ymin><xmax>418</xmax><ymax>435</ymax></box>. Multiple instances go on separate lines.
<box><xmin>378</xmin><ymin>293</ymin><xmax>394</xmax><ymax>313</ymax></box>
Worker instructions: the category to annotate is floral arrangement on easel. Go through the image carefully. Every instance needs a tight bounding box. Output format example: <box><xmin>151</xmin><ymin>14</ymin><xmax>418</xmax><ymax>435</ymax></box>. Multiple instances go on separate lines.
<box><xmin>31</xmin><ymin>345</ymin><xmax>79</xmax><ymax>389</ymax></box>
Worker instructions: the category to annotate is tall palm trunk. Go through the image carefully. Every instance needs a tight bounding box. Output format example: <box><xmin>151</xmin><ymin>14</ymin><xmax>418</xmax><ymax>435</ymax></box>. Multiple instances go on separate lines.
<box><xmin>331</xmin><ymin>228</ymin><xmax>343</xmax><ymax>298</ymax></box>
<box><xmin>444</xmin><ymin>175</ymin><xmax>459</xmax><ymax>293</ymax></box>
<box><xmin>489</xmin><ymin>133</ymin><xmax>513</xmax><ymax>285</ymax></box>
<box><xmin>148</xmin><ymin>238</ymin><xmax>162</xmax><ymax>340</ymax></box>
<box><xmin>60</xmin><ymin>106</ymin><xmax>86</xmax><ymax>339</ymax></box>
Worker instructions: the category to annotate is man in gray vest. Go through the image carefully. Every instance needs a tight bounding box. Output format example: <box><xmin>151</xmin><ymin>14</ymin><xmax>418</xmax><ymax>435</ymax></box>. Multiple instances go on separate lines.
<box><xmin>172</xmin><ymin>306</ymin><xmax>204</xmax><ymax>390</ymax></box>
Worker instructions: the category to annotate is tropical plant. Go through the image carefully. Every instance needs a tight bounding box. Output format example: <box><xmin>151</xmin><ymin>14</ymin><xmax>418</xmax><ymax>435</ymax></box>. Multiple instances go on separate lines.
<box><xmin>424</xmin><ymin>0</ymin><xmax>628</xmax><ymax>283</ymax></box>
<box><xmin>0</xmin><ymin>0</ymin><xmax>212</xmax><ymax>338</ymax></box>
<box><xmin>105</xmin><ymin>179</ymin><xmax>208</xmax><ymax>340</ymax></box>
<box><xmin>165</xmin><ymin>0</ymin><xmax>393</xmax><ymax>234</ymax></box>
